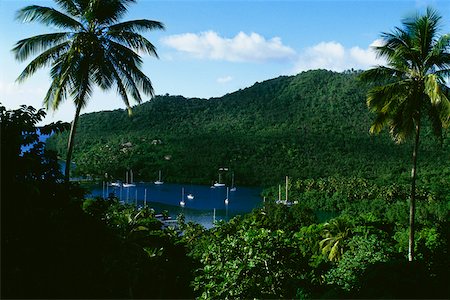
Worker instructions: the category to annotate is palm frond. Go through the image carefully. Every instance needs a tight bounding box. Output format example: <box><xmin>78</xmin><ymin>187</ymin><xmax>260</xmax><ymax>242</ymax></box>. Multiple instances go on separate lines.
<box><xmin>16</xmin><ymin>41</ymin><xmax>71</xmax><ymax>83</ymax></box>
<box><xmin>424</xmin><ymin>34</ymin><xmax>450</xmax><ymax>70</ymax></box>
<box><xmin>406</xmin><ymin>7</ymin><xmax>441</xmax><ymax>61</ymax></box>
<box><xmin>424</xmin><ymin>74</ymin><xmax>444</xmax><ymax>105</ymax></box>
<box><xmin>359</xmin><ymin>66</ymin><xmax>405</xmax><ymax>83</ymax></box>
<box><xmin>109</xmin><ymin>31</ymin><xmax>159</xmax><ymax>57</ymax></box>
<box><xmin>369</xmin><ymin>112</ymin><xmax>390</xmax><ymax>135</ymax></box>
<box><xmin>16</xmin><ymin>5</ymin><xmax>82</xmax><ymax>30</ymax></box>
<box><xmin>12</xmin><ymin>33</ymin><xmax>71</xmax><ymax>62</ymax></box>
<box><xmin>389</xmin><ymin>96</ymin><xmax>418</xmax><ymax>143</ymax></box>
<box><xmin>366</xmin><ymin>80</ymin><xmax>411</xmax><ymax>113</ymax></box>
<box><xmin>130</xmin><ymin>67</ymin><xmax>154</xmax><ymax>97</ymax></box>
<box><xmin>424</xmin><ymin>76</ymin><xmax>450</xmax><ymax>126</ymax></box>
<box><xmin>45</xmin><ymin>47</ymin><xmax>79</xmax><ymax>110</ymax></box>
<box><xmin>108</xmin><ymin>40</ymin><xmax>143</xmax><ymax>66</ymax></box>
<box><xmin>55</xmin><ymin>0</ymin><xmax>82</xmax><ymax>18</ymax></box>
<box><xmin>70</xmin><ymin>56</ymin><xmax>93</xmax><ymax>109</ymax></box>
<box><xmin>89</xmin><ymin>0</ymin><xmax>135</xmax><ymax>26</ymax></box>
<box><xmin>44</xmin><ymin>74</ymin><xmax>70</xmax><ymax>111</ymax></box>
<box><xmin>111</xmin><ymin>58</ymin><xmax>143</xmax><ymax>103</ymax></box>
<box><xmin>107</xmin><ymin>58</ymin><xmax>133</xmax><ymax>115</ymax></box>
<box><xmin>107</xmin><ymin>19</ymin><xmax>164</xmax><ymax>33</ymax></box>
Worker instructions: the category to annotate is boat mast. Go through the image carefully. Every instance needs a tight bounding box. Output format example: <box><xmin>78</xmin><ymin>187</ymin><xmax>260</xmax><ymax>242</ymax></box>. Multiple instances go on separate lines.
<box><xmin>285</xmin><ymin>176</ymin><xmax>288</xmax><ymax>204</ymax></box>
<box><xmin>278</xmin><ymin>184</ymin><xmax>281</xmax><ymax>202</ymax></box>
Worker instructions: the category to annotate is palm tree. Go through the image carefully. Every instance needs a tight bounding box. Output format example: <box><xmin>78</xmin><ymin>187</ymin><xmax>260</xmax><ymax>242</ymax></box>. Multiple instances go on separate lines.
<box><xmin>320</xmin><ymin>217</ymin><xmax>352</xmax><ymax>262</ymax></box>
<box><xmin>12</xmin><ymin>0</ymin><xmax>164</xmax><ymax>181</ymax></box>
<box><xmin>360</xmin><ymin>8</ymin><xmax>450</xmax><ymax>261</ymax></box>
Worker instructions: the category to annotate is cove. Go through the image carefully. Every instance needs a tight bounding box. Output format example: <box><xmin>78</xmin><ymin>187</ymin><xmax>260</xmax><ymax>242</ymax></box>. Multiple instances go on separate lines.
<box><xmin>88</xmin><ymin>182</ymin><xmax>263</xmax><ymax>228</ymax></box>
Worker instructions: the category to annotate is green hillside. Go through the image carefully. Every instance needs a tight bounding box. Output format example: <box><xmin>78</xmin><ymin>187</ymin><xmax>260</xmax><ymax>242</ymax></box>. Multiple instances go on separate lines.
<box><xmin>46</xmin><ymin>69</ymin><xmax>449</xmax><ymax>187</ymax></box>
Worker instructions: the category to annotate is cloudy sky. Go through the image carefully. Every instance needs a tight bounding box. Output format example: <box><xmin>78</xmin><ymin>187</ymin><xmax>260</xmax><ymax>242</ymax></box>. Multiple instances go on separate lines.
<box><xmin>1</xmin><ymin>0</ymin><xmax>449</xmax><ymax>124</ymax></box>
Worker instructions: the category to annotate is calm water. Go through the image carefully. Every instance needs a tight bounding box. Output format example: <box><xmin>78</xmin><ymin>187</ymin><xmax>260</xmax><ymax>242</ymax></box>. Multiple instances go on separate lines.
<box><xmin>89</xmin><ymin>183</ymin><xmax>263</xmax><ymax>228</ymax></box>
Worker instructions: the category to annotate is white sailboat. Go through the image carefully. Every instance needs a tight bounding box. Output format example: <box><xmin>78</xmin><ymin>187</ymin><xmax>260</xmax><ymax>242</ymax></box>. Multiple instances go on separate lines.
<box><xmin>180</xmin><ymin>187</ymin><xmax>186</xmax><ymax>207</ymax></box>
<box><xmin>154</xmin><ymin>170</ymin><xmax>164</xmax><ymax>185</ymax></box>
<box><xmin>224</xmin><ymin>187</ymin><xmax>229</xmax><ymax>205</ymax></box>
<box><xmin>230</xmin><ymin>172</ymin><xmax>237</xmax><ymax>192</ymax></box>
<box><xmin>187</xmin><ymin>183</ymin><xmax>194</xmax><ymax>199</ymax></box>
<box><xmin>213</xmin><ymin>172</ymin><xmax>226</xmax><ymax>187</ymax></box>
<box><xmin>123</xmin><ymin>169</ymin><xmax>136</xmax><ymax>187</ymax></box>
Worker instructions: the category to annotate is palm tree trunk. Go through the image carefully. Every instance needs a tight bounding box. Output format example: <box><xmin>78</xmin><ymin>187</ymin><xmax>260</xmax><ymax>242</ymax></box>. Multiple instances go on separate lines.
<box><xmin>408</xmin><ymin>118</ymin><xmax>421</xmax><ymax>262</ymax></box>
<box><xmin>64</xmin><ymin>102</ymin><xmax>82</xmax><ymax>182</ymax></box>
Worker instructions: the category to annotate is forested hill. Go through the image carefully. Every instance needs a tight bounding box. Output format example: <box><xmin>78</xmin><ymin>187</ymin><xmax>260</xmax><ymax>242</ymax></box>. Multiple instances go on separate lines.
<box><xmin>46</xmin><ymin>69</ymin><xmax>449</xmax><ymax>186</ymax></box>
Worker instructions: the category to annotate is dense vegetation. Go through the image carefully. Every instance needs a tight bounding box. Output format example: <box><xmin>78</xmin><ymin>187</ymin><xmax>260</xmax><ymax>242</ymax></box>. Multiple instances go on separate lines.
<box><xmin>2</xmin><ymin>104</ymin><xmax>448</xmax><ymax>298</ymax></box>
<box><xmin>46</xmin><ymin>69</ymin><xmax>450</xmax><ymax>187</ymax></box>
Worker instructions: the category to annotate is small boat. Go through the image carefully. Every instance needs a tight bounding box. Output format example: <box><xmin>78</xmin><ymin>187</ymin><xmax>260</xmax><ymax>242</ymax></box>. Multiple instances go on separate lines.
<box><xmin>276</xmin><ymin>176</ymin><xmax>292</xmax><ymax>205</ymax></box>
<box><xmin>224</xmin><ymin>187</ymin><xmax>229</xmax><ymax>205</ymax></box>
<box><xmin>109</xmin><ymin>181</ymin><xmax>121</xmax><ymax>187</ymax></box>
<box><xmin>213</xmin><ymin>172</ymin><xmax>226</xmax><ymax>187</ymax></box>
<box><xmin>123</xmin><ymin>170</ymin><xmax>136</xmax><ymax>187</ymax></box>
<box><xmin>154</xmin><ymin>170</ymin><xmax>164</xmax><ymax>185</ymax></box>
<box><xmin>230</xmin><ymin>172</ymin><xmax>237</xmax><ymax>192</ymax></box>
<box><xmin>180</xmin><ymin>187</ymin><xmax>186</xmax><ymax>207</ymax></box>
<box><xmin>187</xmin><ymin>183</ymin><xmax>194</xmax><ymax>199</ymax></box>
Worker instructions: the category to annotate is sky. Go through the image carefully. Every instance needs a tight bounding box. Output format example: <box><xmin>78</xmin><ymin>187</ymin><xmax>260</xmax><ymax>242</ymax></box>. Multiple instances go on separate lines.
<box><xmin>1</xmin><ymin>0</ymin><xmax>449</xmax><ymax>124</ymax></box>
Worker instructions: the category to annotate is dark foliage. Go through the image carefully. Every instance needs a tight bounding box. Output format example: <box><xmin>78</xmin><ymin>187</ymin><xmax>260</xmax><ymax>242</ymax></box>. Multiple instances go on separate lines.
<box><xmin>1</xmin><ymin>105</ymin><xmax>194</xmax><ymax>299</ymax></box>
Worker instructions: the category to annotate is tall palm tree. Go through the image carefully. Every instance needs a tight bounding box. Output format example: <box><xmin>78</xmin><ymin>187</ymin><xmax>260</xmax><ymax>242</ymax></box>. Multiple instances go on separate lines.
<box><xmin>13</xmin><ymin>0</ymin><xmax>164</xmax><ymax>181</ymax></box>
<box><xmin>360</xmin><ymin>8</ymin><xmax>450</xmax><ymax>261</ymax></box>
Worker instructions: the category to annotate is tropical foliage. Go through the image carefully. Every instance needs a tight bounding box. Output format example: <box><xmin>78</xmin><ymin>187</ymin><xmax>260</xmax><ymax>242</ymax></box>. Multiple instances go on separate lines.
<box><xmin>1</xmin><ymin>105</ymin><xmax>193</xmax><ymax>299</ymax></box>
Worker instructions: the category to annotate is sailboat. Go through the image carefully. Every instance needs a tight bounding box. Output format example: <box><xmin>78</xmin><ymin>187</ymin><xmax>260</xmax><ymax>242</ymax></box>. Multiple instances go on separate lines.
<box><xmin>123</xmin><ymin>169</ymin><xmax>136</xmax><ymax>187</ymax></box>
<box><xmin>230</xmin><ymin>172</ymin><xmax>237</xmax><ymax>192</ymax></box>
<box><xmin>224</xmin><ymin>187</ymin><xmax>229</xmax><ymax>205</ymax></box>
<box><xmin>180</xmin><ymin>187</ymin><xmax>186</xmax><ymax>207</ymax></box>
<box><xmin>213</xmin><ymin>172</ymin><xmax>226</xmax><ymax>187</ymax></box>
<box><xmin>186</xmin><ymin>183</ymin><xmax>194</xmax><ymax>199</ymax></box>
<box><xmin>154</xmin><ymin>170</ymin><xmax>164</xmax><ymax>185</ymax></box>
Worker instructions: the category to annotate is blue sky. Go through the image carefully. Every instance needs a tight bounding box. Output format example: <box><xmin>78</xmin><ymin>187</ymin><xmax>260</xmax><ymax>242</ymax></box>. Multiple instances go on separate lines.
<box><xmin>1</xmin><ymin>0</ymin><xmax>449</xmax><ymax>124</ymax></box>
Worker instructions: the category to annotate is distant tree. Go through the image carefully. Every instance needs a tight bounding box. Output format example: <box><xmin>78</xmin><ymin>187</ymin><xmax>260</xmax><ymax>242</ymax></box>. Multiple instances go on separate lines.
<box><xmin>13</xmin><ymin>0</ymin><xmax>164</xmax><ymax>181</ymax></box>
<box><xmin>360</xmin><ymin>8</ymin><xmax>450</xmax><ymax>261</ymax></box>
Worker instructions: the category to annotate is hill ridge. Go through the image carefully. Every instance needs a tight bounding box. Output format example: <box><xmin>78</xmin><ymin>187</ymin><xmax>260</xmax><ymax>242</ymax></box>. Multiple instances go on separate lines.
<box><xmin>46</xmin><ymin>69</ymin><xmax>449</xmax><ymax>186</ymax></box>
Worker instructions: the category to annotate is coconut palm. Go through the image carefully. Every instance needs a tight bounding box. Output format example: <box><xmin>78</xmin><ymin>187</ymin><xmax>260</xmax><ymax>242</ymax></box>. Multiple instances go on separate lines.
<box><xmin>360</xmin><ymin>8</ymin><xmax>450</xmax><ymax>261</ymax></box>
<box><xmin>320</xmin><ymin>218</ymin><xmax>352</xmax><ymax>262</ymax></box>
<box><xmin>13</xmin><ymin>0</ymin><xmax>164</xmax><ymax>181</ymax></box>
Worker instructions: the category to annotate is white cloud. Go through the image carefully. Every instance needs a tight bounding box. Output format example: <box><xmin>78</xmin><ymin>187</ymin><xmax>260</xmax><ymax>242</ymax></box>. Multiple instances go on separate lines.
<box><xmin>293</xmin><ymin>39</ymin><xmax>386</xmax><ymax>73</ymax></box>
<box><xmin>217</xmin><ymin>76</ymin><xmax>233</xmax><ymax>84</ymax></box>
<box><xmin>161</xmin><ymin>31</ymin><xmax>296</xmax><ymax>63</ymax></box>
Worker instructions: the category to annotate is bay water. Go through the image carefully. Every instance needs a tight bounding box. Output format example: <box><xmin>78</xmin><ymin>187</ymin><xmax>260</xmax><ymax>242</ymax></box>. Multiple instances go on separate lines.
<box><xmin>89</xmin><ymin>183</ymin><xmax>263</xmax><ymax>228</ymax></box>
